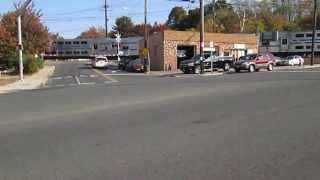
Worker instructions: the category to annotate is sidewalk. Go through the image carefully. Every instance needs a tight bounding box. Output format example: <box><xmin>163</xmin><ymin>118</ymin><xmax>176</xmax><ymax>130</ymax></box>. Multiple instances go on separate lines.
<box><xmin>274</xmin><ymin>64</ymin><xmax>320</xmax><ymax>71</ymax></box>
<box><xmin>0</xmin><ymin>65</ymin><xmax>55</xmax><ymax>94</ymax></box>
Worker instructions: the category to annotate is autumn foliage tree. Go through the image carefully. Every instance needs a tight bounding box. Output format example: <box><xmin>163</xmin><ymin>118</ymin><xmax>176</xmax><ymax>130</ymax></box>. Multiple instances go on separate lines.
<box><xmin>166</xmin><ymin>0</ymin><xmax>319</xmax><ymax>33</ymax></box>
<box><xmin>0</xmin><ymin>4</ymin><xmax>52</xmax><ymax>65</ymax></box>
<box><xmin>78</xmin><ymin>26</ymin><xmax>105</xmax><ymax>39</ymax></box>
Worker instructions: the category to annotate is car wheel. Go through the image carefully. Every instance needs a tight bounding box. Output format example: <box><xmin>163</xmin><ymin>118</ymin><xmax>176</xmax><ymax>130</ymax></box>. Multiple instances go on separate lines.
<box><xmin>267</xmin><ymin>64</ymin><xmax>273</xmax><ymax>71</ymax></box>
<box><xmin>194</xmin><ymin>66</ymin><xmax>201</xmax><ymax>74</ymax></box>
<box><xmin>248</xmin><ymin>65</ymin><xmax>255</xmax><ymax>73</ymax></box>
<box><xmin>223</xmin><ymin>63</ymin><xmax>231</xmax><ymax>72</ymax></box>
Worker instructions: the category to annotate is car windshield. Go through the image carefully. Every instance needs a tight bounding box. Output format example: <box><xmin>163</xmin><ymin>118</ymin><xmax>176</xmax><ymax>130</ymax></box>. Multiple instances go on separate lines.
<box><xmin>96</xmin><ymin>58</ymin><xmax>106</xmax><ymax>61</ymax></box>
<box><xmin>239</xmin><ymin>55</ymin><xmax>257</xmax><ymax>61</ymax></box>
<box><xmin>287</xmin><ymin>56</ymin><xmax>294</xmax><ymax>59</ymax></box>
<box><xmin>192</xmin><ymin>54</ymin><xmax>211</xmax><ymax>61</ymax></box>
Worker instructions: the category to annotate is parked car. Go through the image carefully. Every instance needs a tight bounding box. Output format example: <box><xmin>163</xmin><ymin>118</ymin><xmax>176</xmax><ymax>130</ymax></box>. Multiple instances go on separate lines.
<box><xmin>125</xmin><ymin>59</ymin><xmax>144</xmax><ymax>72</ymax></box>
<box><xmin>92</xmin><ymin>56</ymin><xmax>109</xmax><ymax>68</ymax></box>
<box><xmin>275</xmin><ymin>56</ymin><xmax>290</xmax><ymax>66</ymax></box>
<box><xmin>203</xmin><ymin>56</ymin><xmax>234</xmax><ymax>72</ymax></box>
<box><xmin>0</xmin><ymin>64</ymin><xmax>8</xmax><ymax>71</ymax></box>
<box><xmin>234</xmin><ymin>54</ymin><xmax>276</xmax><ymax>73</ymax></box>
<box><xmin>180</xmin><ymin>54</ymin><xmax>212</xmax><ymax>74</ymax></box>
<box><xmin>118</xmin><ymin>58</ymin><xmax>132</xmax><ymax>70</ymax></box>
<box><xmin>287</xmin><ymin>55</ymin><xmax>304</xmax><ymax>66</ymax></box>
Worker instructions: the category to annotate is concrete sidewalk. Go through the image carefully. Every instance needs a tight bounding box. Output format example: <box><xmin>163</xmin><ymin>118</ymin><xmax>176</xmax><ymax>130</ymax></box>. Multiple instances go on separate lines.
<box><xmin>0</xmin><ymin>65</ymin><xmax>55</xmax><ymax>94</ymax></box>
<box><xmin>274</xmin><ymin>64</ymin><xmax>320</xmax><ymax>70</ymax></box>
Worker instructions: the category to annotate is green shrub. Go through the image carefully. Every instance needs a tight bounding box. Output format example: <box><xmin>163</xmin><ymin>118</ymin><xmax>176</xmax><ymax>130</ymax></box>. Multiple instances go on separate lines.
<box><xmin>24</xmin><ymin>55</ymin><xmax>38</xmax><ymax>74</ymax></box>
<box><xmin>35</xmin><ymin>58</ymin><xmax>44</xmax><ymax>69</ymax></box>
<box><xmin>4</xmin><ymin>53</ymin><xmax>44</xmax><ymax>74</ymax></box>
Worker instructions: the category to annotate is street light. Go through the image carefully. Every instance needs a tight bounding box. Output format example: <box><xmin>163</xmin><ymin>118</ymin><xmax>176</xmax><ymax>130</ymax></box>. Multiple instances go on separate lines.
<box><xmin>16</xmin><ymin>0</ymin><xmax>32</xmax><ymax>81</ymax></box>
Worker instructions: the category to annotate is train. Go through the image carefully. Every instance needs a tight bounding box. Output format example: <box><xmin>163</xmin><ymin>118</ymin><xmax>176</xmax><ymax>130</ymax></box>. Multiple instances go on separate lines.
<box><xmin>259</xmin><ymin>31</ymin><xmax>320</xmax><ymax>57</ymax></box>
<box><xmin>47</xmin><ymin>37</ymin><xmax>143</xmax><ymax>60</ymax></box>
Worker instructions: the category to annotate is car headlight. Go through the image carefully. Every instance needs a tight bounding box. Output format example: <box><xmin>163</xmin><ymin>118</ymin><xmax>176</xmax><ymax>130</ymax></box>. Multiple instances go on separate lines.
<box><xmin>188</xmin><ymin>63</ymin><xmax>194</xmax><ymax>66</ymax></box>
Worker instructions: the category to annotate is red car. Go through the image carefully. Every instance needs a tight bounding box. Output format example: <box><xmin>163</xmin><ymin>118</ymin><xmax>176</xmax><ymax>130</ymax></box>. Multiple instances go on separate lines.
<box><xmin>234</xmin><ymin>54</ymin><xmax>276</xmax><ymax>73</ymax></box>
<box><xmin>126</xmin><ymin>59</ymin><xmax>144</xmax><ymax>72</ymax></box>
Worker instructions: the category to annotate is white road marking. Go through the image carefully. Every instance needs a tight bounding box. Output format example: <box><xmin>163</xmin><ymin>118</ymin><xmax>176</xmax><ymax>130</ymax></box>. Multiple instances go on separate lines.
<box><xmin>68</xmin><ymin>84</ymin><xmax>78</xmax><ymax>86</ymax></box>
<box><xmin>51</xmin><ymin>77</ymin><xmax>63</xmax><ymax>80</ymax></box>
<box><xmin>81</xmin><ymin>82</ymin><xmax>96</xmax><ymax>85</ymax></box>
<box><xmin>49</xmin><ymin>84</ymin><xmax>65</xmax><ymax>88</ymax></box>
<box><xmin>79</xmin><ymin>75</ymin><xmax>89</xmax><ymax>78</ymax></box>
<box><xmin>74</xmin><ymin>76</ymin><xmax>81</xmax><ymax>85</ymax></box>
<box><xmin>89</xmin><ymin>75</ymin><xmax>98</xmax><ymax>78</ymax></box>
<box><xmin>274</xmin><ymin>71</ymin><xmax>320</xmax><ymax>73</ymax></box>
<box><xmin>103</xmin><ymin>73</ymin><xmax>146</xmax><ymax>76</ymax></box>
<box><xmin>104</xmin><ymin>80</ymin><xmax>118</xmax><ymax>84</ymax></box>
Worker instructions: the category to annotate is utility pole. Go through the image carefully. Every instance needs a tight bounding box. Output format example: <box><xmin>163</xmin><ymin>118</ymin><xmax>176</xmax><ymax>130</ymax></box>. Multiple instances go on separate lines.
<box><xmin>16</xmin><ymin>0</ymin><xmax>32</xmax><ymax>81</ymax></box>
<box><xmin>144</xmin><ymin>0</ymin><xmax>150</xmax><ymax>73</ymax></box>
<box><xmin>104</xmin><ymin>0</ymin><xmax>108</xmax><ymax>38</ymax></box>
<box><xmin>200</xmin><ymin>0</ymin><xmax>205</xmax><ymax>73</ymax></box>
<box><xmin>311</xmin><ymin>0</ymin><xmax>317</xmax><ymax>66</ymax></box>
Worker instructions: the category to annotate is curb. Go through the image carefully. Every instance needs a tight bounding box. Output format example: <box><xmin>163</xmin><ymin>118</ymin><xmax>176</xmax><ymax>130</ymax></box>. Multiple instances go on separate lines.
<box><xmin>0</xmin><ymin>65</ymin><xmax>55</xmax><ymax>94</ymax></box>
<box><xmin>274</xmin><ymin>65</ymin><xmax>320</xmax><ymax>71</ymax></box>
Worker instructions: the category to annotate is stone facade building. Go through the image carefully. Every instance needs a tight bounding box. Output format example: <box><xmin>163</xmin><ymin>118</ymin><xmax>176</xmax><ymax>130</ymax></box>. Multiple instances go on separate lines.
<box><xmin>144</xmin><ymin>30</ymin><xmax>258</xmax><ymax>71</ymax></box>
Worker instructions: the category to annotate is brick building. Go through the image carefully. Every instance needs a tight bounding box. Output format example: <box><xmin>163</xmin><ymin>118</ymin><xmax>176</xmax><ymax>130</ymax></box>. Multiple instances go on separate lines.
<box><xmin>144</xmin><ymin>30</ymin><xmax>258</xmax><ymax>71</ymax></box>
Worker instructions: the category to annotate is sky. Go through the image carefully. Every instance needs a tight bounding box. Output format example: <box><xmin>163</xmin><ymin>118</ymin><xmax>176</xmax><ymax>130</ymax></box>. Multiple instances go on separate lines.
<box><xmin>0</xmin><ymin>0</ymin><xmax>200</xmax><ymax>38</ymax></box>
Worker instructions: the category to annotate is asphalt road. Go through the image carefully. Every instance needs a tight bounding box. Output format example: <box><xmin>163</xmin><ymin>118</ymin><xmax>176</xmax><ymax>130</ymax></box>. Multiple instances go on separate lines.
<box><xmin>1</xmin><ymin>61</ymin><xmax>320</xmax><ymax>180</ymax></box>
<box><xmin>45</xmin><ymin>61</ymin><xmax>117</xmax><ymax>88</ymax></box>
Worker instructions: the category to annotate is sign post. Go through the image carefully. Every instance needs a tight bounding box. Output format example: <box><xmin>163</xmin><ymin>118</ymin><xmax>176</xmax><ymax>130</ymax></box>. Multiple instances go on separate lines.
<box><xmin>115</xmin><ymin>33</ymin><xmax>121</xmax><ymax>62</ymax></box>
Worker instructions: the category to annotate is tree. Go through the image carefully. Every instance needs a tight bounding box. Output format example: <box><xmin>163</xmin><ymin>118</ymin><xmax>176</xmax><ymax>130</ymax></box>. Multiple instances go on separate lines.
<box><xmin>0</xmin><ymin>4</ymin><xmax>52</xmax><ymax>64</ymax></box>
<box><xmin>167</xmin><ymin>7</ymin><xmax>188</xmax><ymax>30</ymax></box>
<box><xmin>78</xmin><ymin>27</ymin><xmax>105</xmax><ymax>39</ymax></box>
<box><xmin>112</xmin><ymin>16</ymin><xmax>134</xmax><ymax>37</ymax></box>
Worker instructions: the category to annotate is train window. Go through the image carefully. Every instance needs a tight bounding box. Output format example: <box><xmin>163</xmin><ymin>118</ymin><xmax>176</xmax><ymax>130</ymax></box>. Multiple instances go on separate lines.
<box><xmin>306</xmin><ymin>46</ymin><xmax>311</xmax><ymax>49</ymax></box>
<box><xmin>73</xmin><ymin>41</ymin><xmax>80</xmax><ymax>45</ymax></box>
<box><xmin>65</xmin><ymin>41</ymin><xmax>72</xmax><ymax>45</ymax></box>
<box><xmin>81</xmin><ymin>51</ymin><xmax>88</xmax><ymax>54</ymax></box>
<box><xmin>295</xmin><ymin>46</ymin><xmax>304</xmax><ymax>49</ymax></box>
<box><xmin>58</xmin><ymin>42</ymin><xmax>64</xmax><ymax>45</ymax></box>
<box><xmin>73</xmin><ymin>51</ymin><xmax>80</xmax><ymax>54</ymax></box>
<box><xmin>317</xmin><ymin>45</ymin><xmax>320</xmax><ymax>49</ymax></box>
<box><xmin>58</xmin><ymin>51</ymin><xmax>64</xmax><ymax>54</ymax></box>
<box><xmin>66</xmin><ymin>51</ymin><xmax>72</xmax><ymax>54</ymax></box>
<box><xmin>81</xmin><ymin>41</ymin><xmax>87</xmax><ymax>44</ymax></box>
<box><xmin>282</xmin><ymin>39</ymin><xmax>287</xmax><ymax>45</ymax></box>
<box><xmin>306</xmin><ymin>34</ymin><xmax>313</xmax><ymax>38</ymax></box>
<box><xmin>295</xmin><ymin>34</ymin><xmax>304</xmax><ymax>38</ymax></box>
<box><xmin>317</xmin><ymin>33</ymin><xmax>320</xmax><ymax>37</ymax></box>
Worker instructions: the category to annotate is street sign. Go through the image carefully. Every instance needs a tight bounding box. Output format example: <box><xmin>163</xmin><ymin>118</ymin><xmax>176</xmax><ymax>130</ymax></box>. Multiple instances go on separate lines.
<box><xmin>115</xmin><ymin>33</ymin><xmax>121</xmax><ymax>43</ymax></box>
<box><xmin>140</xmin><ymin>48</ymin><xmax>149</xmax><ymax>58</ymax></box>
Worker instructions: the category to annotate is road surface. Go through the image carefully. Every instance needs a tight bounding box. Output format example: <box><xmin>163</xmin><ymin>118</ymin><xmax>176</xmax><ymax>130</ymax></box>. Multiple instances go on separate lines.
<box><xmin>0</xmin><ymin>61</ymin><xmax>320</xmax><ymax>180</ymax></box>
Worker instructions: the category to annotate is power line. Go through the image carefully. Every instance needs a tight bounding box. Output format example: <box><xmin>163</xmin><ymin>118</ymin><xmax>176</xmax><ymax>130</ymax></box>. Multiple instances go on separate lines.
<box><xmin>44</xmin><ymin>7</ymin><xmax>102</xmax><ymax>16</ymax></box>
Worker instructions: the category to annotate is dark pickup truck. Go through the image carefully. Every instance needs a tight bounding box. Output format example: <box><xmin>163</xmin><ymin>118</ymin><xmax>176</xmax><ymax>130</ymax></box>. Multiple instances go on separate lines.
<box><xmin>203</xmin><ymin>56</ymin><xmax>234</xmax><ymax>72</ymax></box>
<box><xmin>180</xmin><ymin>55</ymin><xmax>234</xmax><ymax>74</ymax></box>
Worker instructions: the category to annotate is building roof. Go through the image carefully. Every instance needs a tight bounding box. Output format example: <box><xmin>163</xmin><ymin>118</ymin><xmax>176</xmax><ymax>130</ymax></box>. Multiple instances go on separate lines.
<box><xmin>163</xmin><ymin>30</ymin><xmax>257</xmax><ymax>45</ymax></box>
